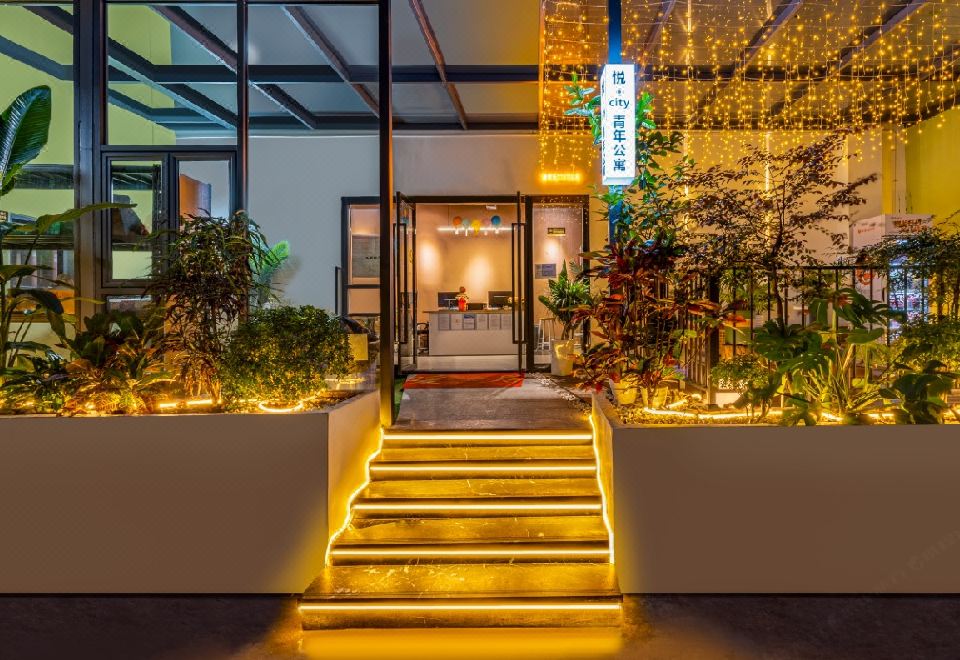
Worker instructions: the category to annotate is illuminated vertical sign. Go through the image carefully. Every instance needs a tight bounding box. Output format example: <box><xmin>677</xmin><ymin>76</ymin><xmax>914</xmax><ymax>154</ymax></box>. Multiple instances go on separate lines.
<box><xmin>601</xmin><ymin>64</ymin><xmax>636</xmax><ymax>186</ymax></box>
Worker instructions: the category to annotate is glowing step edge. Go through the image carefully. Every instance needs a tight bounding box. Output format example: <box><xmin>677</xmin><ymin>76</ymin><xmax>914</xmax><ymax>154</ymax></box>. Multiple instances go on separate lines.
<box><xmin>299</xmin><ymin>601</ymin><xmax>621</xmax><ymax>613</ymax></box>
<box><xmin>329</xmin><ymin>547</ymin><xmax>610</xmax><ymax>559</ymax></box>
<box><xmin>382</xmin><ymin>433</ymin><xmax>593</xmax><ymax>442</ymax></box>
<box><xmin>352</xmin><ymin>502</ymin><xmax>602</xmax><ymax>513</ymax></box>
<box><xmin>369</xmin><ymin>463</ymin><xmax>597</xmax><ymax>474</ymax></box>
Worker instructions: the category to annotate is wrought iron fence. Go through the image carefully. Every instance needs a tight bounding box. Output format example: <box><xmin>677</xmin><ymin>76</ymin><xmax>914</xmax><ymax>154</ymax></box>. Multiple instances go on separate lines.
<box><xmin>681</xmin><ymin>264</ymin><xmax>944</xmax><ymax>396</ymax></box>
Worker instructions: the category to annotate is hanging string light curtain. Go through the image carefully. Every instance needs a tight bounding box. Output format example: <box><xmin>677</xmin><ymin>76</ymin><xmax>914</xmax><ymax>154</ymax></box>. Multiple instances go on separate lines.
<box><xmin>538</xmin><ymin>0</ymin><xmax>609</xmax><ymax>179</ymax></box>
<box><xmin>538</xmin><ymin>0</ymin><xmax>959</xmax><ymax>169</ymax></box>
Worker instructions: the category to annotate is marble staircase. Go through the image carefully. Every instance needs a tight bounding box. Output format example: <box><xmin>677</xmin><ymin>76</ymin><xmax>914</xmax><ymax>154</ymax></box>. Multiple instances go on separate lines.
<box><xmin>299</xmin><ymin>430</ymin><xmax>621</xmax><ymax>629</ymax></box>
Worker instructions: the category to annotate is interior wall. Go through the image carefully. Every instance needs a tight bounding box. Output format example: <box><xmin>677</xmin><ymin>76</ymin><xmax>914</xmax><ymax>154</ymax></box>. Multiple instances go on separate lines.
<box><xmin>415</xmin><ymin>203</ymin><xmax>515</xmax><ymax>324</ymax></box>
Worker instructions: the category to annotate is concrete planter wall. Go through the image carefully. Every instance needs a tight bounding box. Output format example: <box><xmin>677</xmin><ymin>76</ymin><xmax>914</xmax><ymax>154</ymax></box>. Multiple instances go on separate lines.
<box><xmin>593</xmin><ymin>395</ymin><xmax>960</xmax><ymax>594</ymax></box>
<box><xmin>0</xmin><ymin>390</ymin><xmax>380</xmax><ymax>594</ymax></box>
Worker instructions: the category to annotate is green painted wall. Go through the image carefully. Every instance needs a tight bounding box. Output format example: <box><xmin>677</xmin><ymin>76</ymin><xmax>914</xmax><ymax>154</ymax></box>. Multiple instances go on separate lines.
<box><xmin>0</xmin><ymin>5</ymin><xmax>176</xmax><ymax>222</ymax></box>
<box><xmin>905</xmin><ymin>106</ymin><xmax>960</xmax><ymax>228</ymax></box>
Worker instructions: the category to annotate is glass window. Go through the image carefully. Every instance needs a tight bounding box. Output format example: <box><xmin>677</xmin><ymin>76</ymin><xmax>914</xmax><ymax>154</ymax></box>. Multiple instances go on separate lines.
<box><xmin>177</xmin><ymin>158</ymin><xmax>232</xmax><ymax>218</ymax></box>
<box><xmin>0</xmin><ymin>4</ymin><xmax>76</xmax><ymax>305</ymax></box>
<box><xmin>107</xmin><ymin>3</ymin><xmax>238</xmax><ymax>145</ymax></box>
<box><xmin>108</xmin><ymin>159</ymin><xmax>165</xmax><ymax>281</ymax></box>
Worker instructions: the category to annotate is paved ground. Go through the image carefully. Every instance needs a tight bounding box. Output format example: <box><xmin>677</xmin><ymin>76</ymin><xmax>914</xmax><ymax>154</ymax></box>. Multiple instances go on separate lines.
<box><xmin>4</xmin><ymin>595</ymin><xmax>960</xmax><ymax>659</ymax></box>
<box><xmin>394</xmin><ymin>373</ymin><xmax>591</xmax><ymax>430</ymax></box>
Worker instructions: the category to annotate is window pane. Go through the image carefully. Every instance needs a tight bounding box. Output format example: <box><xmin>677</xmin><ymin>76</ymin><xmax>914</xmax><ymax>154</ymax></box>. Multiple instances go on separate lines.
<box><xmin>0</xmin><ymin>4</ymin><xmax>76</xmax><ymax>301</ymax></box>
<box><xmin>107</xmin><ymin>3</ymin><xmax>238</xmax><ymax>145</ymax></box>
<box><xmin>177</xmin><ymin>159</ymin><xmax>232</xmax><ymax>218</ymax></box>
<box><xmin>109</xmin><ymin>160</ymin><xmax>164</xmax><ymax>281</ymax></box>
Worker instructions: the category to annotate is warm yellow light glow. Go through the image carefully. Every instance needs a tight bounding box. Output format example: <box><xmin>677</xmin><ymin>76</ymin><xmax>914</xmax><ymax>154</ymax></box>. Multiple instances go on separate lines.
<box><xmin>329</xmin><ymin>547</ymin><xmax>610</xmax><ymax>558</ymax></box>
<box><xmin>352</xmin><ymin>502</ymin><xmax>602</xmax><ymax>512</ymax></box>
<box><xmin>383</xmin><ymin>432</ymin><xmax>593</xmax><ymax>442</ymax></box>
<box><xmin>299</xmin><ymin>602</ymin><xmax>621</xmax><ymax>612</ymax></box>
<box><xmin>324</xmin><ymin>428</ymin><xmax>384</xmax><ymax>566</ymax></box>
<box><xmin>257</xmin><ymin>400</ymin><xmax>306</xmax><ymax>414</ymax></box>
<box><xmin>539</xmin><ymin>171</ymin><xmax>584</xmax><ymax>185</ymax></box>
<box><xmin>369</xmin><ymin>464</ymin><xmax>596</xmax><ymax>474</ymax></box>
<box><xmin>588</xmin><ymin>415</ymin><xmax>615</xmax><ymax>564</ymax></box>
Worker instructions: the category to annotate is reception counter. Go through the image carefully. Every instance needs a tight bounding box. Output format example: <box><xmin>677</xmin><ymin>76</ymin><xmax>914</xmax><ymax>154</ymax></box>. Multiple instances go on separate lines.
<box><xmin>427</xmin><ymin>310</ymin><xmax>515</xmax><ymax>356</ymax></box>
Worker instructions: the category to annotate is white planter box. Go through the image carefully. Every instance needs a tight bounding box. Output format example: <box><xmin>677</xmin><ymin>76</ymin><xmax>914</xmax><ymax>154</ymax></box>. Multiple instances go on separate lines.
<box><xmin>0</xmin><ymin>390</ymin><xmax>380</xmax><ymax>594</ymax></box>
<box><xmin>593</xmin><ymin>395</ymin><xmax>960</xmax><ymax>594</ymax></box>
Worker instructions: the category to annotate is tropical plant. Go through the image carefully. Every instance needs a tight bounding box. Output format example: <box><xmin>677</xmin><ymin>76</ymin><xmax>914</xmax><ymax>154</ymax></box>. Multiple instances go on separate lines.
<box><xmin>219</xmin><ymin>305</ymin><xmax>353</xmax><ymax>410</ymax></box>
<box><xmin>57</xmin><ymin>310</ymin><xmax>171</xmax><ymax>415</ymax></box>
<box><xmin>0</xmin><ymin>349</ymin><xmax>69</xmax><ymax>414</ymax></box>
<box><xmin>893</xmin><ymin>317</ymin><xmax>960</xmax><ymax>371</ymax></box>
<box><xmin>147</xmin><ymin>212</ymin><xmax>272</xmax><ymax>400</ymax></box>
<box><xmin>1</xmin><ymin>86</ymin><xmax>51</xmax><ymax>196</ymax></box>
<box><xmin>881</xmin><ymin>356</ymin><xmax>959</xmax><ymax>425</ymax></box>
<box><xmin>252</xmin><ymin>239</ymin><xmax>290</xmax><ymax>309</ymax></box>
<box><xmin>749</xmin><ymin>288</ymin><xmax>901</xmax><ymax>425</ymax></box>
<box><xmin>538</xmin><ymin>261</ymin><xmax>591</xmax><ymax>340</ymax></box>
<box><xmin>686</xmin><ymin>132</ymin><xmax>876</xmax><ymax>323</ymax></box>
<box><xmin>564</xmin><ymin>78</ymin><xmax>717</xmax><ymax>404</ymax></box>
<box><xmin>1</xmin><ymin>85</ymin><xmax>129</xmax><ymax>375</ymax></box>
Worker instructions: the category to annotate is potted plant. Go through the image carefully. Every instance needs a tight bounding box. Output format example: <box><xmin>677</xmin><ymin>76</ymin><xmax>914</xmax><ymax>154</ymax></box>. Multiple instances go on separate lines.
<box><xmin>538</xmin><ymin>262</ymin><xmax>591</xmax><ymax>376</ymax></box>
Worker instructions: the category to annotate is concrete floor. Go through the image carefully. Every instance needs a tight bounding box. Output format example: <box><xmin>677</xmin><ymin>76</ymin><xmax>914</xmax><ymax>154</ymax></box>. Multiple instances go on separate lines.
<box><xmin>395</xmin><ymin>373</ymin><xmax>590</xmax><ymax>430</ymax></box>
<box><xmin>4</xmin><ymin>595</ymin><xmax>960</xmax><ymax>659</ymax></box>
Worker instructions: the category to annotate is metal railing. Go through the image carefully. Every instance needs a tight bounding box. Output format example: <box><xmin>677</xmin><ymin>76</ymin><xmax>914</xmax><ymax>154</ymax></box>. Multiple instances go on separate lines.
<box><xmin>679</xmin><ymin>265</ymin><xmax>945</xmax><ymax>394</ymax></box>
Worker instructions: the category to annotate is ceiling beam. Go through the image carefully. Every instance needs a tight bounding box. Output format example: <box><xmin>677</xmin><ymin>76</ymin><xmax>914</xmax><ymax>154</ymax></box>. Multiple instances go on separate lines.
<box><xmin>767</xmin><ymin>0</ymin><xmax>931</xmax><ymax>121</ymax></box>
<box><xmin>283</xmin><ymin>5</ymin><xmax>380</xmax><ymax>116</ymax></box>
<box><xmin>407</xmin><ymin>0</ymin><xmax>468</xmax><ymax>129</ymax></box>
<box><xmin>27</xmin><ymin>5</ymin><xmax>237</xmax><ymax>129</ymax></box>
<box><xmin>638</xmin><ymin>0</ymin><xmax>678</xmax><ymax>77</ymax></box>
<box><xmin>689</xmin><ymin>0</ymin><xmax>802</xmax><ymax>124</ymax></box>
<box><xmin>152</xmin><ymin>6</ymin><xmax>321</xmax><ymax>130</ymax></box>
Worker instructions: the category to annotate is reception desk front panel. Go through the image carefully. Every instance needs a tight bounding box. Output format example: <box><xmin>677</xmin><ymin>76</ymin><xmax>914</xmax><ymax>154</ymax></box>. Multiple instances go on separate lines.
<box><xmin>427</xmin><ymin>311</ymin><xmax>515</xmax><ymax>356</ymax></box>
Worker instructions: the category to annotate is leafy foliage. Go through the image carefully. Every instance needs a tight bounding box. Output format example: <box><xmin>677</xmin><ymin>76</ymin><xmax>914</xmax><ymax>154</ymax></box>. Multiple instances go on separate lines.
<box><xmin>686</xmin><ymin>132</ymin><xmax>876</xmax><ymax>322</ymax></box>
<box><xmin>881</xmin><ymin>356</ymin><xmax>959</xmax><ymax>425</ymax></box>
<box><xmin>58</xmin><ymin>310</ymin><xmax>171</xmax><ymax>415</ymax></box>
<box><xmin>894</xmin><ymin>317</ymin><xmax>960</xmax><ymax>371</ymax></box>
<box><xmin>857</xmin><ymin>227</ymin><xmax>960</xmax><ymax>319</ymax></box>
<box><xmin>565</xmin><ymin>78</ymin><xmax>718</xmax><ymax>402</ymax></box>
<box><xmin>748</xmin><ymin>288</ymin><xmax>901</xmax><ymax>425</ymax></box>
<box><xmin>0</xmin><ymin>86</ymin><xmax>51</xmax><ymax>196</ymax></box>
<box><xmin>220</xmin><ymin>305</ymin><xmax>353</xmax><ymax>410</ymax></box>
<box><xmin>537</xmin><ymin>261</ymin><xmax>592</xmax><ymax>340</ymax></box>
<box><xmin>0</xmin><ymin>350</ymin><xmax>69</xmax><ymax>414</ymax></box>
<box><xmin>148</xmin><ymin>212</ymin><xmax>271</xmax><ymax>399</ymax></box>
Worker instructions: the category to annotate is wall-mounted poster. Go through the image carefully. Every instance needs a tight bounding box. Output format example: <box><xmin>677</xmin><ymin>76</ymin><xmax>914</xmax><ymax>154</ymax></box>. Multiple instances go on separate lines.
<box><xmin>462</xmin><ymin>314</ymin><xmax>477</xmax><ymax>330</ymax></box>
<box><xmin>535</xmin><ymin>263</ymin><xmax>558</xmax><ymax>279</ymax></box>
<box><xmin>351</xmin><ymin>234</ymin><xmax>380</xmax><ymax>278</ymax></box>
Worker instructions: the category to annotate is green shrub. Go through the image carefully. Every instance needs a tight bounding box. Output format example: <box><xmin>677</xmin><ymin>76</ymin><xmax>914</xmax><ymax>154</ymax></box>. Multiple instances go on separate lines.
<box><xmin>220</xmin><ymin>306</ymin><xmax>352</xmax><ymax>409</ymax></box>
<box><xmin>895</xmin><ymin>317</ymin><xmax>960</xmax><ymax>371</ymax></box>
<box><xmin>710</xmin><ymin>353</ymin><xmax>768</xmax><ymax>391</ymax></box>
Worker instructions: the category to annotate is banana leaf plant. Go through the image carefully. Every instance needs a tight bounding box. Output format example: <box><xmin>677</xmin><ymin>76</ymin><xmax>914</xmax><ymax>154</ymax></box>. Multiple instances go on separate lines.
<box><xmin>1</xmin><ymin>85</ymin><xmax>130</xmax><ymax>374</ymax></box>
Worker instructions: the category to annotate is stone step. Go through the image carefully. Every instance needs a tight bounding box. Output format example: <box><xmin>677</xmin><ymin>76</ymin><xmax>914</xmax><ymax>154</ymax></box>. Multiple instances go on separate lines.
<box><xmin>328</xmin><ymin>540</ymin><xmax>611</xmax><ymax>565</ymax></box>
<box><xmin>299</xmin><ymin>595</ymin><xmax>623</xmax><ymax>629</ymax></box>
<box><xmin>351</xmin><ymin>496</ymin><xmax>603</xmax><ymax>518</ymax></box>
<box><xmin>362</xmin><ymin>478</ymin><xmax>600</xmax><ymax>499</ymax></box>
<box><xmin>338</xmin><ymin>515</ymin><xmax>609</xmax><ymax>545</ymax></box>
<box><xmin>369</xmin><ymin>459</ymin><xmax>597</xmax><ymax>480</ymax></box>
<box><xmin>381</xmin><ymin>431</ymin><xmax>594</xmax><ymax>448</ymax></box>
<box><xmin>378</xmin><ymin>445</ymin><xmax>596</xmax><ymax>462</ymax></box>
<box><xmin>303</xmin><ymin>563</ymin><xmax>620</xmax><ymax>600</ymax></box>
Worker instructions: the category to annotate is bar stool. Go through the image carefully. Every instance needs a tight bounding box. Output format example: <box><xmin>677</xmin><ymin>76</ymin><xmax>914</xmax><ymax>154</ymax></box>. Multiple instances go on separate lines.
<box><xmin>537</xmin><ymin>317</ymin><xmax>557</xmax><ymax>352</ymax></box>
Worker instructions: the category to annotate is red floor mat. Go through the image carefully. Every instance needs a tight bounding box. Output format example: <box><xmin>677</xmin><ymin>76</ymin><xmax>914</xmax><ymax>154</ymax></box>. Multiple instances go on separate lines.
<box><xmin>403</xmin><ymin>372</ymin><xmax>525</xmax><ymax>389</ymax></box>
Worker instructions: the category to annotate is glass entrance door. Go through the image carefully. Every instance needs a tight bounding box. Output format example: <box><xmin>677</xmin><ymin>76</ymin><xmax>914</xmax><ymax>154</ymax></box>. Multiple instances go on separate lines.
<box><xmin>512</xmin><ymin>192</ymin><xmax>528</xmax><ymax>372</ymax></box>
<box><xmin>394</xmin><ymin>193</ymin><xmax>417</xmax><ymax>375</ymax></box>
<box><xmin>524</xmin><ymin>195</ymin><xmax>590</xmax><ymax>370</ymax></box>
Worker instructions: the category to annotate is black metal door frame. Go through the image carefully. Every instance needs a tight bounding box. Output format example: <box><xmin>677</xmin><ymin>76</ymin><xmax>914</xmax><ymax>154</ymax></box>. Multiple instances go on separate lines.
<box><xmin>522</xmin><ymin>194</ymin><xmax>591</xmax><ymax>371</ymax></box>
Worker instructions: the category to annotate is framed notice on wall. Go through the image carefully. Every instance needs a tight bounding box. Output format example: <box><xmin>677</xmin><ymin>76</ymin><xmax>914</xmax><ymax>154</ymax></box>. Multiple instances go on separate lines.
<box><xmin>351</xmin><ymin>234</ymin><xmax>380</xmax><ymax>278</ymax></box>
<box><xmin>535</xmin><ymin>263</ymin><xmax>557</xmax><ymax>279</ymax></box>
